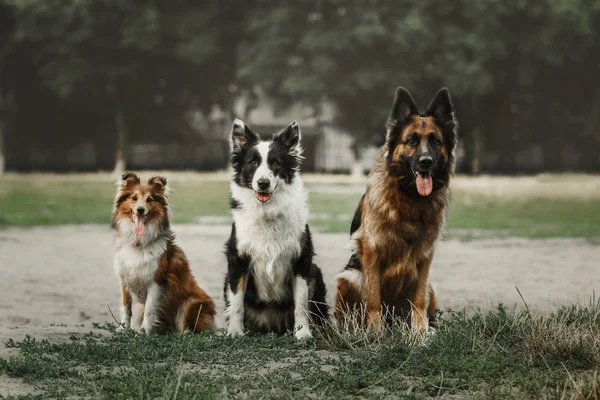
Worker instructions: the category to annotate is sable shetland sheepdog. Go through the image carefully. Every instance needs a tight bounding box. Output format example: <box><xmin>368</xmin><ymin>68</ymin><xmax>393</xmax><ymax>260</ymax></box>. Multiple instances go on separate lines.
<box><xmin>223</xmin><ymin>119</ymin><xmax>329</xmax><ymax>339</ymax></box>
<box><xmin>112</xmin><ymin>173</ymin><xmax>215</xmax><ymax>334</ymax></box>
<box><xmin>335</xmin><ymin>87</ymin><xmax>458</xmax><ymax>333</ymax></box>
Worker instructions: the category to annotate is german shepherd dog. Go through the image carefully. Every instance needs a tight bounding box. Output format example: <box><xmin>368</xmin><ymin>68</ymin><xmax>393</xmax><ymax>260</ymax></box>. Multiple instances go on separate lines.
<box><xmin>335</xmin><ymin>87</ymin><xmax>458</xmax><ymax>333</ymax></box>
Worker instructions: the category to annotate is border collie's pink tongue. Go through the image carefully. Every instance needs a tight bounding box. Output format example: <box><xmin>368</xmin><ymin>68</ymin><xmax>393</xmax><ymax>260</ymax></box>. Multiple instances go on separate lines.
<box><xmin>133</xmin><ymin>214</ymin><xmax>145</xmax><ymax>236</ymax></box>
<box><xmin>256</xmin><ymin>192</ymin><xmax>272</xmax><ymax>203</ymax></box>
<box><xmin>416</xmin><ymin>173</ymin><xmax>433</xmax><ymax>196</ymax></box>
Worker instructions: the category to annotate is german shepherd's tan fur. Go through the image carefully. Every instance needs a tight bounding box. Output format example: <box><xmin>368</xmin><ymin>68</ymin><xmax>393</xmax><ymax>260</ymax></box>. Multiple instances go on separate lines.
<box><xmin>335</xmin><ymin>87</ymin><xmax>458</xmax><ymax>333</ymax></box>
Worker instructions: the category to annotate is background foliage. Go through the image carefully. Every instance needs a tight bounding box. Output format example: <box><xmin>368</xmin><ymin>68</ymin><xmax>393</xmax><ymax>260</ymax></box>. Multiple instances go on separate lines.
<box><xmin>1</xmin><ymin>0</ymin><xmax>599</xmax><ymax>172</ymax></box>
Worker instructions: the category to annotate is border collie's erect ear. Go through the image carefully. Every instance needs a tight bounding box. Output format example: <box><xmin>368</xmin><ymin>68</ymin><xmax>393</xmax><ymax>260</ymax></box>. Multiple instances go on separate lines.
<box><xmin>120</xmin><ymin>172</ymin><xmax>140</xmax><ymax>187</ymax></box>
<box><xmin>274</xmin><ymin>120</ymin><xmax>303</xmax><ymax>156</ymax></box>
<box><xmin>230</xmin><ymin>119</ymin><xmax>259</xmax><ymax>152</ymax></box>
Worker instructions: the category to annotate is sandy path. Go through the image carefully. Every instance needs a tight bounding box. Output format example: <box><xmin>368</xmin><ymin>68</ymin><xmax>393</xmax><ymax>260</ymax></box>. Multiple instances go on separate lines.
<box><xmin>1</xmin><ymin>224</ymin><xmax>598</xmax><ymax>332</ymax></box>
<box><xmin>1</xmin><ymin>224</ymin><xmax>599</xmax><ymax>395</ymax></box>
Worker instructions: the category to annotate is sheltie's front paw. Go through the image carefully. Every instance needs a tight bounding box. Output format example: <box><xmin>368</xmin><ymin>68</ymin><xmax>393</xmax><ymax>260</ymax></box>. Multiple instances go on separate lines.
<box><xmin>141</xmin><ymin>321</ymin><xmax>155</xmax><ymax>335</ymax></box>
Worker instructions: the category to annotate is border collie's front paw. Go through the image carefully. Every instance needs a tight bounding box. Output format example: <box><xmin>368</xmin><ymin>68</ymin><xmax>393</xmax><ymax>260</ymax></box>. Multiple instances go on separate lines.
<box><xmin>115</xmin><ymin>325</ymin><xmax>127</xmax><ymax>333</ymax></box>
<box><xmin>295</xmin><ymin>326</ymin><xmax>312</xmax><ymax>340</ymax></box>
<box><xmin>227</xmin><ymin>323</ymin><xmax>245</xmax><ymax>337</ymax></box>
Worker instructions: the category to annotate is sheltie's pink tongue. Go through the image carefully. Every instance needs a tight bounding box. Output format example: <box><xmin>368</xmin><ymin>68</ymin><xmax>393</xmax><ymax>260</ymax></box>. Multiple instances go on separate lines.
<box><xmin>133</xmin><ymin>214</ymin><xmax>145</xmax><ymax>236</ymax></box>
<box><xmin>416</xmin><ymin>173</ymin><xmax>433</xmax><ymax>196</ymax></box>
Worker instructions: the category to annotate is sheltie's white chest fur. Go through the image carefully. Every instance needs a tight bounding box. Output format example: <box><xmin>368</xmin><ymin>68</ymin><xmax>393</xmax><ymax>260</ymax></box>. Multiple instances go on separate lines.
<box><xmin>114</xmin><ymin>224</ymin><xmax>167</xmax><ymax>301</ymax></box>
<box><xmin>231</xmin><ymin>178</ymin><xmax>308</xmax><ymax>302</ymax></box>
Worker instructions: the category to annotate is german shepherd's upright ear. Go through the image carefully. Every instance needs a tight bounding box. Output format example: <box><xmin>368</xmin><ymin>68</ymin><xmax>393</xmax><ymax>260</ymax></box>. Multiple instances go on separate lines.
<box><xmin>386</xmin><ymin>87</ymin><xmax>419</xmax><ymax>147</ymax></box>
<box><xmin>426</xmin><ymin>88</ymin><xmax>458</xmax><ymax>155</ymax></box>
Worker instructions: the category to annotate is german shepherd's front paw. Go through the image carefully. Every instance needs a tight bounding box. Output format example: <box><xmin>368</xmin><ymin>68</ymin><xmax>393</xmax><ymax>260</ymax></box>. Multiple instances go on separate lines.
<box><xmin>367</xmin><ymin>310</ymin><xmax>382</xmax><ymax>333</ymax></box>
<box><xmin>411</xmin><ymin>312</ymin><xmax>429</xmax><ymax>335</ymax></box>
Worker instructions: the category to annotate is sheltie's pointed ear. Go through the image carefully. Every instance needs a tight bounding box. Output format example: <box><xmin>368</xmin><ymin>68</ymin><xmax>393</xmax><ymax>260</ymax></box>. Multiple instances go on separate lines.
<box><xmin>120</xmin><ymin>172</ymin><xmax>140</xmax><ymax>188</ymax></box>
<box><xmin>147</xmin><ymin>176</ymin><xmax>170</xmax><ymax>205</ymax></box>
<box><xmin>426</xmin><ymin>88</ymin><xmax>457</xmax><ymax>148</ymax></box>
<box><xmin>386</xmin><ymin>87</ymin><xmax>418</xmax><ymax>145</ymax></box>
<box><xmin>230</xmin><ymin>119</ymin><xmax>259</xmax><ymax>153</ymax></box>
<box><xmin>115</xmin><ymin>172</ymin><xmax>139</xmax><ymax>204</ymax></box>
<box><xmin>274</xmin><ymin>120</ymin><xmax>302</xmax><ymax>156</ymax></box>
<box><xmin>147</xmin><ymin>176</ymin><xmax>167</xmax><ymax>191</ymax></box>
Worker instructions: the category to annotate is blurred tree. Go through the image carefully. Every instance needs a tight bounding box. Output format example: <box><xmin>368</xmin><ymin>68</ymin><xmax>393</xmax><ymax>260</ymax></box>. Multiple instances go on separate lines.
<box><xmin>2</xmin><ymin>0</ymin><xmax>599</xmax><ymax>173</ymax></box>
<box><xmin>0</xmin><ymin>1</ymin><xmax>17</xmax><ymax>175</ymax></box>
<box><xmin>241</xmin><ymin>0</ymin><xmax>600</xmax><ymax>173</ymax></box>
<box><xmin>5</xmin><ymin>0</ymin><xmax>243</xmax><ymax>172</ymax></box>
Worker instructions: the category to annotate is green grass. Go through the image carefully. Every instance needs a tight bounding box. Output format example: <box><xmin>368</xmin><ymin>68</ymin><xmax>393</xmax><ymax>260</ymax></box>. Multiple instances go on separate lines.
<box><xmin>446</xmin><ymin>194</ymin><xmax>600</xmax><ymax>239</ymax></box>
<box><xmin>1</xmin><ymin>178</ymin><xmax>600</xmax><ymax>238</ymax></box>
<box><xmin>1</xmin><ymin>301</ymin><xmax>599</xmax><ymax>399</ymax></box>
<box><xmin>0</xmin><ymin>180</ymin><xmax>230</xmax><ymax>226</ymax></box>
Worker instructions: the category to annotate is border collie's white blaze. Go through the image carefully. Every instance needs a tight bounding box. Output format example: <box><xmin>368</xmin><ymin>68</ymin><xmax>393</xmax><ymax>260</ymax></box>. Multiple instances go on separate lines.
<box><xmin>224</xmin><ymin>119</ymin><xmax>329</xmax><ymax>339</ymax></box>
<box><xmin>112</xmin><ymin>173</ymin><xmax>216</xmax><ymax>334</ymax></box>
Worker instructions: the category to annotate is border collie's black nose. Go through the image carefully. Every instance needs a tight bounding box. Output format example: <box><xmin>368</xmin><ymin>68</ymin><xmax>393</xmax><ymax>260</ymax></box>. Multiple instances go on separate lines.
<box><xmin>257</xmin><ymin>178</ymin><xmax>270</xmax><ymax>191</ymax></box>
<box><xmin>418</xmin><ymin>155</ymin><xmax>433</xmax><ymax>169</ymax></box>
<box><xmin>136</xmin><ymin>207</ymin><xmax>145</xmax><ymax>215</ymax></box>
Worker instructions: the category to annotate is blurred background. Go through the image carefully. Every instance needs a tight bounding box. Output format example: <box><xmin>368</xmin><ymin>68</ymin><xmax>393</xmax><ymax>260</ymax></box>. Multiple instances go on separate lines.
<box><xmin>0</xmin><ymin>0</ymin><xmax>599</xmax><ymax>175</ymax></box>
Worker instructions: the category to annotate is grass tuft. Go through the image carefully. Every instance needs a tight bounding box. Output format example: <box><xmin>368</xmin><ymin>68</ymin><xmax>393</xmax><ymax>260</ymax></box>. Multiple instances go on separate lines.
<box><xmin>2</xmin><ymin>300</ymin><xmax>599</xmax><ymax>398</ymax></box>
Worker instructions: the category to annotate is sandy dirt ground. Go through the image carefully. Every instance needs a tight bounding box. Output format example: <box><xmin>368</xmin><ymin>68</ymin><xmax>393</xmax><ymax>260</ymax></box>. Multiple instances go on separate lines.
<box><xmin>1</xmin><ymin>224</ymin><xmax>598</xmax><ymax>331</ymax></box>
<box><xmin>0</xmin><ymin>223</ymin><xmax>598</xmax><ymax>396</ymax></box>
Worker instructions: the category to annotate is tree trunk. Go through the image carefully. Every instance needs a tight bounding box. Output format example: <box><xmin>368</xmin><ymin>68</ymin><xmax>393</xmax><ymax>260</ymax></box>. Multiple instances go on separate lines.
<box><xmin>351</xmin><ymin>158</ymin><xmax>363</xmax><ymax>178</ymax></box>
<box><xmin>350</xmin><ymin>140</ymin><xmax>363</xmax><ymax>178</ymax></box>
<box><xmin>113</xmin><ymin>108</ymin><xmax>127</xmax><ymax>175</ymax></box>
<box><xmin>0</xmin><ymin>119</ymin><xmax>5</xmax><ymax>175</ymax></box>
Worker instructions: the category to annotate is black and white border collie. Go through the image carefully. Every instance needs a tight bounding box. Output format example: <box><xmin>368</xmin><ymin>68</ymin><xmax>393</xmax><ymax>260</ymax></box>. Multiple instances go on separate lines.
<box><xmin>223</xmin><ymin>119</ymin><xmax>329</xmax><ymax>339</ymax></box>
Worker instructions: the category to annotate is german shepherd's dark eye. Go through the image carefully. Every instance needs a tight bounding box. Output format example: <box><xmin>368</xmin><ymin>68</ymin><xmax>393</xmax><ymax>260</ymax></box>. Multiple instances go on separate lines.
<box><xmin>146</xmin><ymin>198</ymin><xmax>153</xmax><ymax>203</ymax></box>
<box><xmin>430</xmin><ymin>138</ymin><xmax>441</xmax><ymax>146</ymax></box>
<box><xmin>251</xmin><ymin>160</ymin><xmax>258</xmax><ymax>167</ymax></box>
<box><xmin>131</xmin><ymin>195</ymin><xmax>138</xmax><ymax>201</ymax></box>
<box><xmin>406</xmin><ymin>138</ymin><xmax>417</xmax><ymax>147</ymax></box>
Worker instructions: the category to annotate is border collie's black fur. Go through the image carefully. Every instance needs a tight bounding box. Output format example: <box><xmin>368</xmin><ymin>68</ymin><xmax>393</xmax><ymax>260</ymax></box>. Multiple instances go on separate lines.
<box><xmin>223</xmin><ymin>119</ymin><xmax>328</xmax><ymax>339</ymax></box>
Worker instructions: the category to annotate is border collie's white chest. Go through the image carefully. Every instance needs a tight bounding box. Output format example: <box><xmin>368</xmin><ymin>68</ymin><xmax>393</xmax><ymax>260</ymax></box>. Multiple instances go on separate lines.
<box><xmin>114</xmin><ymin>239</ymin><xmax>166</xmax><ymax>301</ymax></box>
<box><xmin>231</xmin><ymin>179</ymin><xmax>308</xmax><ymax>302</ymax></box>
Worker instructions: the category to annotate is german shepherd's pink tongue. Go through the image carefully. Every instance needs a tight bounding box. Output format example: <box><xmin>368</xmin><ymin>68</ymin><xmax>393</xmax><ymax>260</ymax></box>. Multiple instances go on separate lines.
<box><xmin>133</xmin><ymin>214</ymin><xmax>145</xmax><ymax>236</ymax></box>
<box><xmin>416</xmin><ymin>172</ymin><xmax>433</xmax><ymax>196</ymax></box>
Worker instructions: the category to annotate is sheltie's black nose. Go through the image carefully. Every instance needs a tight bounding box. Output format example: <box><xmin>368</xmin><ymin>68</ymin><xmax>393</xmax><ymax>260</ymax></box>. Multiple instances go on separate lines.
<box><xmin>136</xmin><ymin>207</ymin><xmax>145</xmax><ymax>215</ymax></box>
<box><xmin>257</xmin><ymin>178</ymin><xmax>270</xmax><ymax>191</ymax></box>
